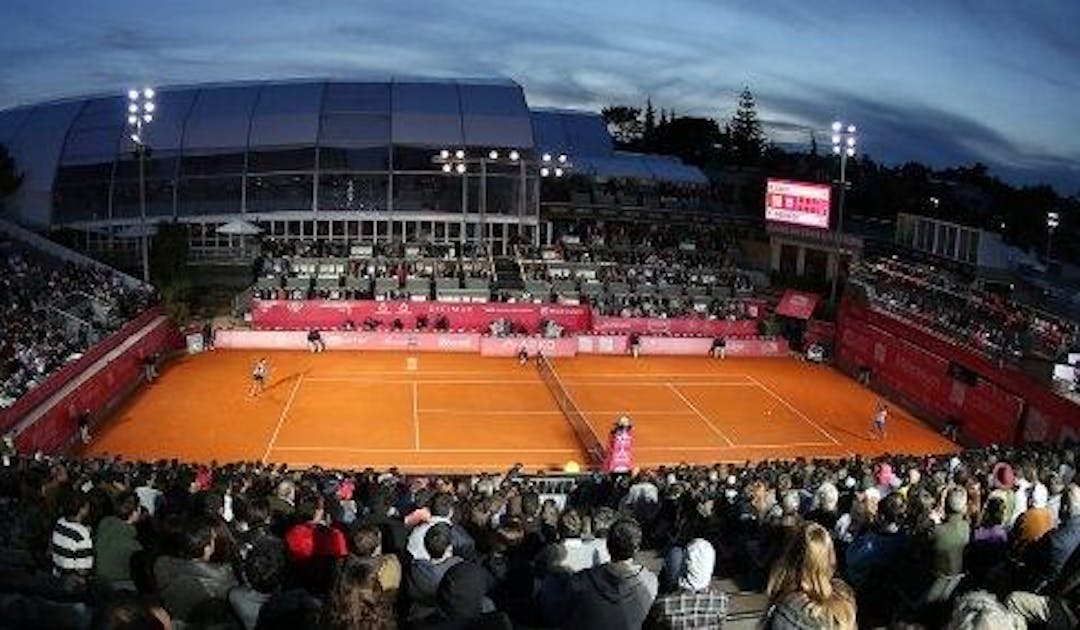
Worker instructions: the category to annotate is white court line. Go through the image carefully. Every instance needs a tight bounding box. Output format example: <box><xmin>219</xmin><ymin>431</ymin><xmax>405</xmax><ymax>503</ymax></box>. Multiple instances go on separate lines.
<box><xmin>304</xmin><ymin>378</ymin><xmax>754</xmax><ymax>387</ymax></box>
<box><xmin>412</xmin><ymin>382</ymin><xmax>420</xmax><ymax>451</ymax></box>
<box><xmin>261</xmin><ymin>374</ymin><xmax>304</xmax><ymax>464</ymax></box>
<box><xmin>271</xmin><ymin>446</ymin><xmax>578</xmax><ymax>454</ymax></box>
<box><xmin>313</xmin><ymin>370</ymin><xmax>755</xmax><ymax>379</ymax></box>
<box><xmin>665</xmin><ymin>383</ymin><xmax>735</xmax><ymax>446</ymax></box>
<box><xmin>418</xmin><ymin>409</ymin><xmax>698</xmax><ymax>416</ymax></box>
<box><xmin>745</xmin><ymin>374</ymin><xmax>842</xmax><ymax>446</ymax></box>
<box><xmin>304</xmin><ymin>378</ymin><xmax>544</xmax><ymax>384</ymax></box>
<box><xmin>636</xmin><ymin>442</ymin><xmax>834</xmax><ymax>451</ymax></box>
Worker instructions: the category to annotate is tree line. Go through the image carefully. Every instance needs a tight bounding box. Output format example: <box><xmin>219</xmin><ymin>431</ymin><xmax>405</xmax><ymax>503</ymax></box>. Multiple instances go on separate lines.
<box><xmin>602</xmin><ymin>88</ymin><xmax>1078</xmax><ymax>265</ymax></box>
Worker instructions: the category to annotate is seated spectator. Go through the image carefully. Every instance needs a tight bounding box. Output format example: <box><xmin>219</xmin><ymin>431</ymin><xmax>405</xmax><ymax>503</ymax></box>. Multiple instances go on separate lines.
<box><xmin>973</xmin><ymin>495</ymin><xmax>1008</xmax><ymax>544</ymax></box>
<box><xmin>229</xmin><ymin>537</ymin><xmax>287</xmax><ymax>630</ymax></box>
<box><xmin>349</xmin><ymin>522</ymin><xmax>402</xmax><ymax>596</ymax></box>
<box><xmin>284</xmin><ymin>490</ymin><xmax>349</xmax><ymax>595</ymax></box>
<box><xmin>764</xmin><ymin>521</ymin><xmax>856</xmax><ymax>629</ymax></box>
<box><xmin>1013</xmin><ymin>483</ymin><xmax>1054</xmax><ymax>554</ymax></box>
<box><xmin>153</xmin><ymin>517</ymin><xmax>238</xmax><ymax>628</ymax></box>
<box><xmin>536</xmin><ymin>508</ymin><xmax>609</xmax><ymax>575</ymax></box>
<box><xmin>322</xmin><ymin>556</ymin><xmax>395</xmax><ymax>630</ymax></box>
<box><xmin>648</xmin><ymin>538</ymin><xmax>728</xmax><ymax>628</ymax></box>
<box><xmin>946</xmin><ymin>590</ymin><xmax>1024</xmax><ymax>630</ymax></box>
<box><xmin>51</xmin><ymin>485</ymin><xmax>94</xmax><ymax>580</ymax></box>
<box><xmin>416</xmin><ymin>560</ymin><xmax>507</xmax><ymax>629</ymax></box>
<box><xmin>94</xmin><ymin>491</ymin><xmax>143</xmax><ymax>590</ymax></box>
<box><xmin>91</xmin><ymin>591</ymin><xmax>172</xmax><ymax>630</ymax></box>
<box><xmin>564</xmin><ymin>517</ymin><xmax>658</xmax><ymax>629</ymax></box>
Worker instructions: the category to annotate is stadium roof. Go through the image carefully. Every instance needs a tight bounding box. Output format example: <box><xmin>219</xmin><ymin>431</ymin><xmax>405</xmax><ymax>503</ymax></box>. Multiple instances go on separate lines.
<box><xmin>0</xmin><ymin>78</ymin><xmax>706</xmax><ymax>226</ymax></box>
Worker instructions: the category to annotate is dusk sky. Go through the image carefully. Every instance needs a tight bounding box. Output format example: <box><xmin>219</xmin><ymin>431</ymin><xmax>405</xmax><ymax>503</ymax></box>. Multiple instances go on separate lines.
<box><xmin>2</xmin><ymin>0</ymin><xmax>1078</xmax><ymax>193</ymax></box>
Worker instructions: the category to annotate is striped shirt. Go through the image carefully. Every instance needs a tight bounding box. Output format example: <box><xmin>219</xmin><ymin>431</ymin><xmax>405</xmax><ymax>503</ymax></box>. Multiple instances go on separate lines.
<box><xmin>51</xmin><ymin>517</ymin><xmax>93</xmax><ymax>573</ymax></box>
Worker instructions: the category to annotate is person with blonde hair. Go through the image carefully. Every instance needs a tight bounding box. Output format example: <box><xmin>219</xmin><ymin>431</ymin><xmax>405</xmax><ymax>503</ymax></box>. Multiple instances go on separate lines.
<box><xmin>764</xmin><ymin>522</ymin><xmax>856</xmax><ymax>629</ymax></box>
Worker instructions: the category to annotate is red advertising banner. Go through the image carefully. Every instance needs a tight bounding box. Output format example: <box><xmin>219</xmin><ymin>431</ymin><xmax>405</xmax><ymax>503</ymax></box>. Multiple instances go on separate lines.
<box><xmin>836</xmin><ymin>301</ymin><xmax>1028</xmax><ymax>446</ymax></box>
<box><xmin>590</xmin><ymin>316</ymin><xmax>757</xmax><ymax>337</ymax></box>
<box><xmin>251</xmin><ymin>299</ymin><xmax>592</xmax><ymax>333</ymax></box>
<box><xmin>577</xmin><ymin>335</ymin><xmax>631</xmax><ymax>355</ymax></box>
<box><xmin>961</xmin><ymin>380</ymin><xmax>1023</xmax><ymax>447</ymax></box>
<box><xmin>775</xmin><ymin>290</ymin><xmax>820</xmax><ymax>320</ymax></box>
<box><xmin>215</xmin><ymin>330</ymin><xmax>482</xmax><ymax>353</ymax></box>
<box><xmin>479</xmin><ymin>337</ymin><xmax>578</xmax><ymax>358</ymax></box>
<box><xmin>640</xmin><ymin>336</ymin><xmax>789</xmax><ymax>357</ymax></box>
<box><xmin>15</xmin><ymin>315</ymin><xmax>181</xmax><ymax>454</ymax></box>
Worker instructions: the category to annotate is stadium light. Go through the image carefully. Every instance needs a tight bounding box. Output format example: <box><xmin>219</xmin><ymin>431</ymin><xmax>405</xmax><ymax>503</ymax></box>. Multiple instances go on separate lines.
<box><xmin>455</xmin><ymin>163</ymin><xmax>467</xmax><ymax>174</ymax></box>
<box><xmin>540</xmin><ymin>167</ymin><xmax>550</xmax><ymax>177</ymax></box>
<box><xmin>454</xmin><ymin>149</ymin><xmax>466</xmax><ymax>160</ymax></box>
<box><xmin>441</xmin><ymin>163</ymin><xmax>452</xmax><ymax>173</ymax></box>
<box><xmin>1047</xmin><ymin>211</ymin><xmax>1061</xmax><ymax>262</ymax></box>
<box><xmin>439</xmin><ymin>149</ymin><xmax>450</xmax><ymax>160</ymax></box>
<box><xmin>829</xmin><ymin>120</ymin><xmax>857</xmax><ymax>305</ymax></box>
<box><xmin>509</xmin><ymin>150</ymin><xmax>520</xmax><ymax>162</ymax></box>
<box><xmin>126</xmin><ymin>86</ymin><xmax>155</xmax><ymax>284</ymax></box>
<box><xmin>488</xmin><ymin>150</ymin><xmax>499</xmax><ymax>160</ymax></box>
<box><xmin>542</xmin><ymin>152</ymin><xmax>552</xmax><ymax>163</ymax></box>
<box><xmin>557</xmin><ymin>153</ymin><xmax>568</xmax><ymax>164</ymax></box>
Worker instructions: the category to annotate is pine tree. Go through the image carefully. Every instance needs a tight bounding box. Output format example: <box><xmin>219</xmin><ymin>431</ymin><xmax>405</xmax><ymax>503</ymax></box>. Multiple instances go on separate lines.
<box><xmin>729</xmin><ymin>87</ymin><xmax>765</xmax><ymax>166</ymax></box>
<box><xmin>644</xmin><ymin>97</ymin><xmax>656</xmax><ymax>139</ymax></box>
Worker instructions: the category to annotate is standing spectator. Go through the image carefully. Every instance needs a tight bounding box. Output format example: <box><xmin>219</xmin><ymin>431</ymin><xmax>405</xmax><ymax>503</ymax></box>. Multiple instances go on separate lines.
<box><xmin>924</xmin><ymin>487</ymin><xmax>970</xmax><ymax>604</ymax></box>
<box><xmin>629</xmin><ymin>332</ymin><xmax>641</xmax><ymax>359</ymax></box>
<box><xmin>564</xmin><ymin>517</ymin><xmax>658</xmax><ymax>629</ymax></box>
<box><xmin>405</xmin><ymin>523</ymin><xmax>463</xmax><ymax>622</ymax></box>
<box><xmin>649</xmin><ymin>538</ymin><xmax>728</xmax><ymax>628</ymax></box>
<box><xmin>307</xmin><ymin>329</ymin><xmax>325</xmax><ymax>353</ymax></box>
<box><xmin>764</xmin><ymin>522</ymin><xmax>856</xmax><ymax>629</ymax></box>
<box><xmin>407</xmin><ymin>492</ymin><xmax>476</xmax><ymax>561</ymax></box>
<box><xmin>51</xmin><ymin>486</ymin><xmax>94</xmax><ymax>579</ymax></box>
<box><xmin>202</xmin><ymin>320</ymin><xmax>215</xmax><ymax>351</ymax></box>
<box><xmin>77</xmin><ymin>409</ymin><xmax>91</xmax><ymax>445</ymax></box>
<box><xmin>94</xmin><ymin>491</ymin><xmax>143</xmax><ymax>590</ymax></box>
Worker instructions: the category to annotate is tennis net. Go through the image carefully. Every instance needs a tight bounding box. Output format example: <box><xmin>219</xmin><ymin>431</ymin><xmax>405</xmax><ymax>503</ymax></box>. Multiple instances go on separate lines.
<box><xmin>536</xmin><ymin>354</ymin><xmax>606</xmax><ymax>466</ymax></box>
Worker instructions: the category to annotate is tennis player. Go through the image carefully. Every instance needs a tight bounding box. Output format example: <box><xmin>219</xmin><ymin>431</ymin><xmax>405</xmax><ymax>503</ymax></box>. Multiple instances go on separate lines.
<box><xmin>249</xmin><ymin>357</ymin><xmax>270</xmax><ymax>397</ymax></box>
<box><xmin>871</xmin><ymin>401</ymin><xmax>888</xmax><ymax>440</ymax></box>
<box><xmin>518</xmin><ymin>343</ymin><xmax>529</xmax><ymax>366</ymax></box>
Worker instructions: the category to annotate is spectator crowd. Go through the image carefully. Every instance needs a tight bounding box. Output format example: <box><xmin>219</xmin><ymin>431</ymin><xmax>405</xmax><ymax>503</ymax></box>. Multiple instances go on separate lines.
<box><xmin>0</xmin><ymin>440</ymin><xmax>1078</xmax><ymax>628</ymax></box>
<box><xmin>852</xmin><ymin>258</ymin><xmax>1077</xmax><ymax>362</ymax></box>
<box><xmin>0</xmin><ymin>241</ymin><xmax>155</xmax><ymax>409</ymax></box>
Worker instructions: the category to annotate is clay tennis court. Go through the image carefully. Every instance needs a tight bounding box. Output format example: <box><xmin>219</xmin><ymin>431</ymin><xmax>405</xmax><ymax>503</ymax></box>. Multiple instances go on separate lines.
<box><xmin>84</xmin><ymin>352</ymin><xmax>956</xmax><ymax>471</ymax></box>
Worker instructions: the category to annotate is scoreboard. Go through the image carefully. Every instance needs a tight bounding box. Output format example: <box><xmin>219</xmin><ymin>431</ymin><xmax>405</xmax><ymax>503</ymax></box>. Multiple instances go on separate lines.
<box><xmin>765</xmin><ymin>178</ymin><xmax>832</xmax><ymax>229</ymax></box>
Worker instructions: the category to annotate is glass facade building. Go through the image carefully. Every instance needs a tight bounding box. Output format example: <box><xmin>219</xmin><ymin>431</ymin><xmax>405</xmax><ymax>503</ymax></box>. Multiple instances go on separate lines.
<box><xmin>0</xmin><ymin>78</ymin><xmax>705</xmax><ymax>254</ymax></box>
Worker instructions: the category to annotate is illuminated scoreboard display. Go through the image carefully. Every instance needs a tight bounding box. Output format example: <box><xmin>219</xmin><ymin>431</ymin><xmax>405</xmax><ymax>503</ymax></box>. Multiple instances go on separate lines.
<box><xmin>765</xmin><ymin>178</ymin><xmax>832</xmax><ymax>229</ymax></box>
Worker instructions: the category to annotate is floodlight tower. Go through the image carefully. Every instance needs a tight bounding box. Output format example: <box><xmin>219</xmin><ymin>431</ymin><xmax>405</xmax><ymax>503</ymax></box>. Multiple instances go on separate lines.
<box><xmin>126</xmin><ymin>87</ymin><xmax>155</xmax><ymax>283</ymax></box>
<box><xmin>829</xmin><ymin>121</ymin><xmax>856</xmax><ymax>305</ymax></box>
<box><xmin>1047</xmin><ymin>211</ymin><xmax>1060</xmax><ymax>262</ymax></box>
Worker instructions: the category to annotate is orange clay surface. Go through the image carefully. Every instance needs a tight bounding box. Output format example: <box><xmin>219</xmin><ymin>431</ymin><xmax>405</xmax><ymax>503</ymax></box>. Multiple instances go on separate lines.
<box><xmin>83</xmin><ymin>351</ymin><xmax>957</xmax><ymax>472</ymax></box>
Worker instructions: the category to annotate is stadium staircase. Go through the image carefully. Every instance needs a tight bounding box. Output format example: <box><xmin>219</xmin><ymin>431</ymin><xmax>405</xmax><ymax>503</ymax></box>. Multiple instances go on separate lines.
<box><xmin>492</xmin><ymin>257</ymin><xmax>525</xmax><ymax>292</ymax></box>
